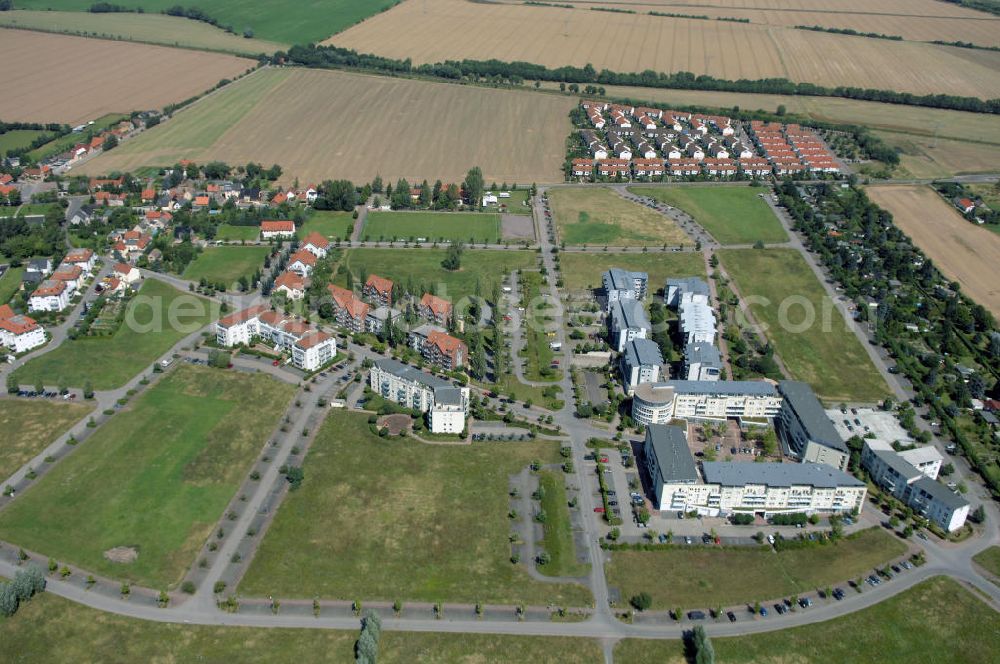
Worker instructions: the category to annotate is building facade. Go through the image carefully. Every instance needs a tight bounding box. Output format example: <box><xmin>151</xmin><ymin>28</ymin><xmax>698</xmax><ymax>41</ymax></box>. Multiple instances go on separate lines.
<box><xmin>619</xmin><ymin>338</ymin><xmax>663</xmax><ymax>395</ymax></box>
<box><xmin>609</xmin><ymin>299</ymin><xmax>650</xmax><ymax>352</ymax></box>
<box><xmin>602</xmin><ymin>268</ymin><xmax>647</xmax><ymax>310</ymax></box>
<box><xmin>776</xmin><ymin>381</ymin><xmax>849</xmax><ymax>471</ymax></box>
<box><xmin>369</xmin><ymin>359</ymin><xmax>470</xmax><ymax>434</ymax></box>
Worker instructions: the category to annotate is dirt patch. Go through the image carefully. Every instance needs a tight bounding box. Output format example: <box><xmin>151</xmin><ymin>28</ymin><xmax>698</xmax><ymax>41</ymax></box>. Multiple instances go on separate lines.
<box><xmin>103</xmin><ymin>546</ymin><xmax>138</xmax><ymax>564</ymax></box>
<box><xmin>378</xmin><ymin>414</ymin><xmax>412</xmax><ymax>436</ymax></box>
<box><xmin>501</xmin><ymin>214</ymin><xmax>535</xmax><ymax>241</ymax></box>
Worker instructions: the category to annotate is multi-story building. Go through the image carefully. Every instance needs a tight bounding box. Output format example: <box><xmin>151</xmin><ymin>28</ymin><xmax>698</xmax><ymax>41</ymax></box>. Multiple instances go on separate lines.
<box><xmin>776</xmin><ymin>381</ymin><xmax>849</xmax><ymax>471</ymax></box>
<box><xmin>363</xmin><ymin>274</ymin><xmax>393</xmax><ymax>307</ymax></box>
<box><xmin>409</xmin><ymin>324</ymin><xmax>467</xmax><ymax>370</ymax></box>
<box><xmin>365</xmin><ymin>305</ymin><xmax>402</xmax><ymax>336</ymax></box>
<box><xmin>602</xmin><ymin>268</ymin><xmax>647</xmax><ymax>310</ymax></box>
<box><xmin>0</xmin><ymin>304</ymin><xmax>45</xmax><ymax>354</ymax></box>
<box><xmin>418</xmin><ymin>293</ymin><xmax>453</xmax><ymax>325</ymax></box>
<box><xmin>619</xmin><ymin>338</ymin><xmax>663</xmax><ymax>395</ymax></box>
<box><xmin>215</xmin><ymin>304</ymin><xmax>268</xmax><ymax>346</ymax></box>
<box><xmin>300</xmin><ymin>232</ymin><xmax>330</xmax><ymax>258</ymax></box>
<box><xmin>327</xmin><ymin>284</ymin><xmax>369</xmax><ymax>333</ymax></box>
<box><xmin>63</xmin><ymin>247</ymin><xmax>96</xmax><ymax>273</ymax></box>
<box><xmin>643</xmin><ymin>424</ymin><xmax>700</xmax><ymax>511</ymax></box>
<box><xmin>683</xmin><ymin>342</ymin><xmax>721</xmax><ymax>381</ymax></box>
<box><xmin>287</xmin><ymin>249</ymin><xmax>318</xmax><ymax>276</ymax></box>
<box><xmin>215</xmin><ymin>305</ymin><xmax>335</xmax><ymax>372</ymax></box>
<box><xmin>260</xmin><ymin>220</ymin><xmax>295</xmax><ymax>239</ymax></box>
<box><xmin>274</xmin><ymin>271</ymin><xmax>307</xmax><ymax>300</ymax></box>
<box><xmin>369</xmin><ymin>358</ymin><xmax>470</xmax><ymax>434</ymax></box>
<box><xmin>632</xmin><ymin>380</ymin><xmax>782</xmax><ymax>426</ymax></box>
<box><xmin>292</xmin><ymin>330</ymin><xmax>336</xmax><ymax>372</ymax></box>
<box><xmin>29</xmin><ymin>279</ymin><xmax>69</xmax><ymax>312</ymax></box>
<box><xmin>678</xmin><ymin>291</ymin><xmax>716</xmax><ymax>345</ymax></box>
<box><xmin>665</xmin><ymin>276</ymin><xmax>709</xmax><ymax>308</ymax></box>
<box><xmin>609</xmin><ymin>299</ymin><xmax>650</xmax><ymax>352</ymax></box>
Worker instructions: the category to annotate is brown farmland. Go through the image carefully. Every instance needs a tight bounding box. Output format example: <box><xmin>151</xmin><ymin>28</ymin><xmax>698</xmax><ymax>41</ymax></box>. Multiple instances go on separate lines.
<box><xmin>81</xmin><ymin>68</ymin><xmax>574</xmax><ymax>185</ymax></box>
<box><xmin>0</xmin><ymin>29</ymin><xmax>254</xmax><ymax>125</ymax></box>
<box><xmin>328</xmin><ymin>0</ymin><xmax>1000</xmax><ymax>99</ymax></box>
<box><xmin>866</xmin><ymin>185</ymin><xmax>1000</xmax><ymax>317</ymax></box>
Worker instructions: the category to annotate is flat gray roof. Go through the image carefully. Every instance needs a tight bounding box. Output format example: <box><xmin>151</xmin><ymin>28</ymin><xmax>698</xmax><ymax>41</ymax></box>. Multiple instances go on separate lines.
<box><xmin>434</xmin><ymin>386</ymin><xmax>464</xmax><ymax>406</ymax></box>
<box><xmin>623</xmin><ymin>338</ymin><xmax>663</xmax><ymax>367</ymax></box>
<box><xmin>685</xmin><ymin>342</ymin><xmax>721</xmax><ymax>366</ymax></box>
<box><xmin>374</xmin><ymin>358</ymin><xmax>450</xmax><ymax>390</ymax></box>
<box><xmin>665</xmin><ymin>380</ymin><xmax>777</xmax><ymax>396</ymax></box>
<box><xmin>603</xmin><ymin>267</ymin><xmax>646</xmax><ymax>292</ymax></box>
<box><xmin>779</xmin><ymin>381</ymin><xmax>846</xmax><ymax>452</ymax></box>
<box><xmin>646</xmin><ymin>424</ymin><xmax>698</xmax><ymax>483</ymax></box>
<box><xmin>702</xmin><ymin>461</ymin><xmax>864</xmax><ymax>488</ymax></box>
<box><xmin>911</xmin><ymin>477</ymin><xmax>969</xmax><ymax>511</ymax></box>
<box><xmin>666</xmin><ymin>276</ymin><xmax>709</xmax><ymax>297</ymax></box>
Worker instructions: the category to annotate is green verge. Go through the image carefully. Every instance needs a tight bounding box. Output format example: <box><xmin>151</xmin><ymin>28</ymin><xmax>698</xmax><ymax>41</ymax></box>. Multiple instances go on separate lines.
<box><xmin>519</xmin><ymin>270</ymin><xmax>561</xmax><ymax>383</ymax></box>
<box><xmin>298</xmin><ymin>210</ymin><xmax>353</xmax><ymax>239</ymax></box>
<box><xmin>536</xmin><ymin>470</ymin><xmax>588</xmax><ymax>577</ymax></box>
<box><xmin>182</xmin><ymin>246</ymin><xmax>269</xmax><ymax>287</ymax></box>
<box><xmin>0</xmin><ymin>400</ymin><xmax>93</xmax><ymax>481</ymax></box>
<box><xmin>215</xmin><ymin>224</ymin><xmax>260</xmax><ymax>241</ymax></box>
<box><xmin>0</xmin><ymin>365</ymin><xmax>294</xmax><ymax>588</ymax></box>
<box><xmin>0</xmin><ymin>265</ymin><xmax>25</xmax><ymax>304</ymax></box>
<box><xmin>0</xmin><ymin>129</ymin><xmax>47</xmax><ymax>155</ymax></box>
<box><xmin>719</xmin><ymin>248</ymin><xmax>890</xmax><ymax>403</ymax></box>
<box><xmin>605</xmin><ymin>527</ymin><xmax>907</xmax><ymax>609</ymax></box>
<box><xmin>973</xmin><ymin>546</ymin><xmax>1000</xmax><ymax>583</ymax></box>
<box><xmin>614</xmin><ymin>576</ymin><xmax>1000</xmax><ymax>664</ymax></box>
<box><xmin>558</xmin><ymin>250</ymin><xmax>705</xmax><ymax>292</ymax></box>
<box><xmin>13</xmin><ymin>279</ymin><xmax>217</xmax><ymax>390</ymax></box>
<box><xmin>629</xmin><ymin>185</ymin><xmax>788</xmax><ymax>245</ymax></box>
<box><xmin>0</xmin><ymin>589</ymin><xmax>602</xmax><ymax>662</ymax></box>
<box><xmin>362</xmin><ymin>211</ymin><xmax>501</xmax><ymax>243</ymax></box>
<box><xmin>240</xmin><ymin>410</ymin><xmax>593</xmax><ymax>606</ymax></box>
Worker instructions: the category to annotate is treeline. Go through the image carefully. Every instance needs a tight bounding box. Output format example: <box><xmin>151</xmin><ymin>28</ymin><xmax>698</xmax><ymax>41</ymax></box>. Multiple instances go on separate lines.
<box><xmin>87</xmin><ymin>2</ymin><xmax>256</xmax><ymax>37</ymax></box>
<box><xmin>0</xmin><ymin>121</ymin><xmax>71</xmax><ymax>159</ymax></box>
<box><xmin>278</xmin><ymin>43</ymin><xmax>1000</xmax><ymax>115</ymax></box>
<box><xmin>794</xmin><ymin>25</ymin><xmax>903</xmax><ymax>40</ymax></box>
<box><xmin>650</xmin><ymin>10</ymin><xmax>749</xmax><ymax>22</ymax></box>
<box><xmin>937</xmin><ymin>0</ymin><xmax>1000</xmax><ymax>17</ymax></box>
<box><xmin>931</xmin><ymin>39</ymin><xmax>1000</xmax><ymax>53</ymax></box>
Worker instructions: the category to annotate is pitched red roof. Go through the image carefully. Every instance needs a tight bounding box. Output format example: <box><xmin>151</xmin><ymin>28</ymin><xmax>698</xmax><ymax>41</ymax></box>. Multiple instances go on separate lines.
<box><xmin>0</xmin><ymin>314</ymin><xmax>38</xmax><ymax>335</ymax></box>
<box><xmin>365</xmin><ymin>274</ymin><xmax>393</xmax><ymax>295</ymax></box>
<box><xmin>295</xmin><ymin>330</ymin><xmax>332</xmax><ymax>350</ymax></box>
<box><xmin>0</xmin><ymin>304</ymin><xmax>15</xmax><ymax>320</ymax></box>
<box><xmin>420</xmin><ymin>293</ymin><xmax>452</xmax><ymax>318</ymax></box>
<box><xmin>65</xmin><ymin>248</ymin><xmax>94</xmax><ymax>263</ymax></box>
<box><xmin>327</xmin><ymin>284</ymin><xmax>355</xmax><ymax>309</ymax></box>
<box><xmin>261</xmin><ymin>220</ymin><xmax>295</xmax><ymax>233</ymax></box>
<box><xmin>275</xmin><ymin>271</ymin><xmax>306</xmax><ymax>291</ymax></box>
<box><xmin>426</xmin><ymin>330</ymin><xmax>467</xmax><ymax>357</ymax></box>
<box><xmin>301</xmin><ymin>232</ymin><xmax>330</xmax><ymax>250</ymax></box>
<box><xmin>289</xmin><ymin>249</ymin><xmax>317</xmax><ymax>267</ymax></box>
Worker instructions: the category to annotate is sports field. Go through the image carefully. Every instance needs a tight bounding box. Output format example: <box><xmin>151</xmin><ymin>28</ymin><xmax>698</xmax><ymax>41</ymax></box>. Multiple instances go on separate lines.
<box><xmin>14</xmin><ymin>0</ymin><xmax>399</xmax><ymax>44</ymax></box>
<box><xmin>606</xmin><ymin>527</ymin><xmax>906</xmax><ymax>610</ymax></box>
<box><xmin>629</xmin><ymin>186</ymin><xmax>787</xmax><ymax>245</ymax></box>
<box><xmin>0</xmin><ymin>366</ymin><xmax>294</xmax><ymax>588</ymax></box>
<box><xmin>615</xmin><ymin>576</ymin><xmax>999</xmax><ymax>664</ymax></box>
<box><xmin>182</xmin><ymin>246</ymin><xmax>269</xmax><ymax>287</ymax></box>
<box><xmin>559</xmin><ymin>251</ymin><xmax>705</xmax><ymax>293</ymax></box>
<box><xmin>867</xmin><ymin>185</ymin><xmax>1000</xmax><ymax>318</ymax></box>
<box><xmin>548</xmin><ymin>187</ymin><xmax>688</xmax><ymax>246</ymax></box>
<box><xmin>328</xmin><ymin>0</ymin><xmax>1000</xmax><ymax>99</ymax></box>
<box><xmin>0</xmin><ymin>400</ymin><xmax>92</xmax><ymax>482</ymax></box>
<box><xmin>719</xmin><ymin>248</ymin><xmax>889</xmax><ymax>403</ymax></box>
<box><xmin>13</xmin><ymin>279</ymin><xmax>217</xmax><ymax>390</ymax></box>
<box><xmin>362</xmin><ymin>211</ymin><xmax>501</xmax><ymax>243</ymax></box>
<box><xmin>337</xmin><ymin>247</ymin><xmax>536</xmax><ymax>302</ymax></box>
<box><xmin>81</xmin><ymin>68</ymin><xmax>573</xmax><ymax>186</ymax></box>
<box><xmin>0</xmin><ymin>10</ymin><xmax>282</xmax><ymax>55</ymax></box>
<box><xmin>0</xmin><ymin>29</ymin><xmax>254</xmax><ymax>125</ymax></box>
<box><xmin>240</xmin><ymin>411</ymin><xmax>592</xmax><ymax>606</ymax></box>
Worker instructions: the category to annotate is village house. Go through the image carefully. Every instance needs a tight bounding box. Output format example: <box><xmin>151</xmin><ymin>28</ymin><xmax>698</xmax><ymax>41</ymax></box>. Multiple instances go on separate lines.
<box><xmin>301</xmin><ymin>232</ymin><xmax>330</xmax><ymax>258</ymax></box>
<box><xmin>63</xmin><ymin>248</ymin><xmax>96</xmax><ymax>273</ymax></box>
<box><xmin>287</xmin><ymin>249</ymin><xmax>318</xmax><ymax>277</ymax></box>
<box><xmin>571</xmin><ymin>158</ymin><xmax>595</xmax><ymax>179</ymax></box>
<box><xmin>597</xmin><ymin>159</ymin><xmax>631</xmax><ymax>178</ymax></box>
<box><xmin>113</xmin><ymin>262</ymin><xmax>142</xmax><ymax>286</ymax></box>
<box><xmin>51</xmin><ymin>264</ymin><xmax>83</xmax><ymax>294</ymax></box>
<box><xmin>274</xmin><ymin>271</ymin><xmax>307</xmax><ymax>300</ymax></box>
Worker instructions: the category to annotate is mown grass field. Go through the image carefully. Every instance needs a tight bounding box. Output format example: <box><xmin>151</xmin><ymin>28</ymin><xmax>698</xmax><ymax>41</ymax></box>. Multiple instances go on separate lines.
<box><xmin>972</xmin><ymin>546</ymin><xmax>1000</xmax><ymax>583</ymax></box>
<box><xmin>240</xmin><ymin>411</ymin><xmax>592</xmax><ymax>606</ymax></box>
<box><xmin>536</xmin><ymin>470</ymin><xmax>588</xmax><ymax>578</ymax></box>
<box><xmin>298</xmin><ymin>210</ymin><xmax>353</xmax><ymax>239</ymax></box>
<box><xmin>0</xmin><ymin>400</ymin><xmax>92</xmax><ymax>481</ymax></box>
<box><xmin>0</xmin><ymin>265</ymin><xmax>24</xmax><ymax>304</ymax></box>
<box><xmin>362</xmin><ymin>211</ymin><xmax>501</xmax><ymax>243</ymax></box>
<box><xmin>0</xmin><ymin>366</ymin><xmax>294</xmax><ymax>588</ymax></box>
<box><xmin>182</xmin><ymin>246</ymin><xmax>269</xmax><ymax>287</ymax></box>
<box><xmin>13</xmin><ymin>279</ymin><xmax>216</xmax><ymax>390</ymax></box>
<box><xmin>519</xmin><ymin>270</ymin><xmax>562</xmax><ymax>383</ymax></box>
<box><xmin>0</xmin><ymin>10</ymin><xmax>282</xmax><ymax>55</ymax></box>
<box><xmin>336</xmin><ymin>247</ymin><xmax>535</xmax><ymax>302</ymax></box>
<box><xmin>82</xmin><ymin>67</ymin><xmax>573</xmax><ymax>186</ymax></box>
<box><xmin>629</xmin><ymin>186</ymin><xmax>787</xmax><ymax>245</ymax></box>
<box><xmin>0</xmin><ymin>128</ymin><xmax>47</xmax><ymax>155</ymax></box>
<box><xmin>329</xmin><ymin>0</ymin><xmax>1000</xmax><ymax>99</ymax></box>
<box><xmin>719</xmin><ymin>248</ymin><xmax>890</xmax><ymax>403</ymax></box>
<box><xmin>615</xmin><ymin>576</ymin><xmax>999</xmax><ymax>664</ymax></box>
<box><xmin>0</xmin><ymin>29</ymin><xmax>253</xmax><ymax>125</ymax></box>
<box><xmin>0</xmin><ymin>590</ymin><xmax>603</xmax><ymax>663</ymax></box>
<box><xmin>215</xmin><ymin>224</ymin><xmax>260</xmax><ymax>241</ymax></box>
<box><xmin>559</xmin><ymin>251</ymin><xmax>705</xmax><ymax>293</ymax></box>
<box><xmin>605</xmin><ymin>527</ymin><xmax>907</xmax><ymax>610</ymax></box>
<box><xmin>548</xmin><ymin>187</ymin><xmax>687</xmax><ymax>247</ymax></box>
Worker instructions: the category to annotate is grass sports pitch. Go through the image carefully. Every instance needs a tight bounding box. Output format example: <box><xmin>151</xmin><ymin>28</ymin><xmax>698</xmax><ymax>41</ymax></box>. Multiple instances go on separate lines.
<box><xmin>362</xmin><ymin>211</ymin><xmax>501</xmax><ymax>243</ymax></box>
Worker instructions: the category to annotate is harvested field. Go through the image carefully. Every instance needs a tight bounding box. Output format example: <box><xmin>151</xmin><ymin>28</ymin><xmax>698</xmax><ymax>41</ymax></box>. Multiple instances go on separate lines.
<box><xmin>328</xmin><ymin>0</ymin><xmax>1000</xmax><ymax>99</ymax></box>
<box><xmin>0</xmin><ymin>10</ymin><xmax>282</xmax><ymax>55</ymax></box>
<box><xmin>81</xmin><ymin>67</ymin><xmax>572</xmax><ymax>186</ymax></box>
<box><xmin>866</xmin><ymin>185</ymin><xmax>1000</xmax><ymax>318</ymax></box>
<box><xmin>879</xmin><ymin>134</ymin><xmax>1000</xmax><ymax>179</ymax></box>
<box><xmin>0</xmin><ymin>29</ymin><xmax>254</xmax><ymax>125</ymax></box>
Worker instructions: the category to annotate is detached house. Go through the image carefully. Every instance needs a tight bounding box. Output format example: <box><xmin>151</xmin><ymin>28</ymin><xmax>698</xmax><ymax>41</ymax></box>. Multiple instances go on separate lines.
<box><xmin>287</xmin><ymin>249</ymin><xmax>318</xmax><ymax>276</ymax></box>
<box><xmin>419</xmin><ymin>293</ymin><xmax>453</xmax><ymax>325</ymax></box>
<box><xmin>0</xmin><ymin>304</ymin><xmax>45</xmax><ymax>354</ymax></box>
<box><xmin>63</xmin><ymin>248</ymin><xmax>96</xmax><ymax>273</ymax></box>
<box><xmin>113</xmin><ymin>262</ymin><xmax>142</xmax><ymax>286</ymax></box>
<box><xmin>363</xmin><ymin>274</ymin><xmax>393</xmax><ymax>307</ymax></box>
<box><xmin>260</xmin><ymin>220</ymin><xmax>295</xmax><ymax>239</ymax></box>
<box><xmin>274</xmin><ymin>271</ymin><xmax>307</xmax><ymax>300</ymax></box>
<box><xmin>301</xmin><ymin>232</ymin><xmax>330</xmax><ymax>258</ymax></box>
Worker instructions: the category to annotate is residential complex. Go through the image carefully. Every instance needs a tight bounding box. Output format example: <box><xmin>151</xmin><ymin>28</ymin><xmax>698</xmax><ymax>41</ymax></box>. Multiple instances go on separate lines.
<box><xmin>0</xmin><ymin>304</ymin><xmax>45</xmax><ymax>354</ymax></box>
<box><xmin>409</xmin><ymin>324</ymin><xmax>467</xmax><ymax>370</ymax></box>
<box><xmin>619</xmin><ymin>338</ymin><xmax>663</xmax><ymax>395</ymax></box>
<box><xmin>631</xmin><ymin>380</ymin><xmax>782</xmax><ymax>426</ymax></box>
<box><xmin>609</xmin><ymin>298</ymin><xmax>650</xmax><ymax>352</ymax></box>
<box><xmin>683</xmin><ymin>342</ymin><xmax>721</xmax><ymax>381</ymax></box>
<box><xmin>369</xmin><ymin>358</ymin><xmax>469</xmax><ymax>434</ymax></box>
<box><xmin>602</xmin><ymin>267</ymin><xmax>647</xmax><ymax>309</ymax></box>
<box><xmin>776</xmin><ymin>381</ymin><xmax>850</xmax><ymax>471</ymax></box>
<box><xmin>215</xmin><ymin>305</ymin><xmax>336</xmax><ymax>371</ymax></box>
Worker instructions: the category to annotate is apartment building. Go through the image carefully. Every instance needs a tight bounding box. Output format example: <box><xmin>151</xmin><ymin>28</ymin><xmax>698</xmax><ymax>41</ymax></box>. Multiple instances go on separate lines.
<box><xmin>369</xmin><ymin>358</ymin><xmax>470</xmax><ymax>434</ymax></box>
<box><xmin>602</xmin><ymin>268</ymin><xmax>648</xmax><ymax>310</ymax></box>
<box><xmin>609</xmin><ymin>299</ymin><xmax>650</xmax><ymax>352</ymax></box>
<box><xmin>632</xmin><ymin>380</ymin><xmax>782</xmax><ymax>426</ymax></box>
<box><xmin>619</xmin><ymin>338</ymin><xmax>663</xmax><ymax>395</ymax></box>
<box><xmin>776</xmin><ymin>381</ymin><xmax>849</xmax><ymax>471</ymax></box>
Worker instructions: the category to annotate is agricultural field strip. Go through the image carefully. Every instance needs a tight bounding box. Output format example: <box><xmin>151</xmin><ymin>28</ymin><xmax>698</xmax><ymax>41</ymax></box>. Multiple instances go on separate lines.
<box><xmin>0</xmin><ymin>29</ymin><xmax>254</xmax><ymax>125</ymax></box>
<box><xmin>328</xmin><ymin>0</ymin><xmax>1000</xmax><ymax>99</ymax></box>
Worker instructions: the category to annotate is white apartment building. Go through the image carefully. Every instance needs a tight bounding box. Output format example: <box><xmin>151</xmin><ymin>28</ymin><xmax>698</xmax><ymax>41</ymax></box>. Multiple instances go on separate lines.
<box><xmin>684</xmin><ymin>342</ymin><xmax>721</xmax><ymax>381</ymax></box>
<box><xmin>602</xmin><ymin>268</ymin><xmax>647</xmax><ymax>311</ymax></box>
<box><xmin>29</xmin><ymin>279</ymin><xmax>70</xmax><ymax>312</ymax></box>
<box><xmin>678</xmin><ymin>292</ymin><xmax>716</xmax><ymax>345</ymax></box>
<box><xmin>292</xmin><ymin>330</ymin><xmax>336</xmax><ymax>372</ymax></box>
<box><xmin>632</xmin><ymin>380</ymin><xmax>782</xmax><ymax>426</ymax></box>
<box><xmin>619</xmin><ymin>338</ymin><xmax>663</xmax><ymax>395</ymax></box>
<box><xmin>215</xmin><ymin>305</ymin><xmax>335</xmax><ymax>372</ymax></box>
<box><xmin>609</xmin><ymin>299</ymin><xmax>650</xmax><ymax>352</ymax></box>
<box><xmin>776</xmin><ymin>381</ymin><xmax>849</xmax><ymax>471</ymax></box>
<box><xmin>665</xmin><ymin>277</ymin><xmax>709</xmax><ymax>308</ymax></box>
<box><xmin>0</xmin><ymin>311</ymin><xmax>45</xmax><ymax>354</ymax></box>
<box><xmin>369</xmin><ymin>358</ymin><xmax>470</xmax><ymax>434</ymax></box>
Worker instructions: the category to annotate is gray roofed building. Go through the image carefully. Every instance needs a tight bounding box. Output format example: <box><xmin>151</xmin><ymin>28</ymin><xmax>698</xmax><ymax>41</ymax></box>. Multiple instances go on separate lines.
<box><xmin>666</xmin><ymin>276</ymin><xmax>709</xmax><ymax>308</ymax></box>
<box><xmin>684</xmin><ymin>342</ymin><xmax>721</xmax><ymax>381</ymax></box>
<box><xmin>610</xmin><ymin>299</ymin><xmax>651</xmax><ymax>352</ymax></box>
<box><xmin>910</xmin><ymin>477</ymin><xmax>968</xmax><ymax>511</ymax></box>
<box><xmin>644</xmin><ymin>424</ymin><xmax>698</xmax><ymax>484</ymax></box>
<box><xmin>665</xmin><ymin>380</ymin><xmax>777</xmax><ymax>396</ymax></box>
<box><xmin>373</xmin><ymin>357</ymin><xmax>450</xmax><ymax>390</ymax></box>
<box><xmin>620</xmin><ymin>338</ymin><xmax>664</xmax><ymax>394</ymax></box>
<box><xmin>435</xmin><ymin>386</ymin><xmax>465</xmax><ymax>407</ymax></box>
<box><xmin>776</xmin><ymin>381</ymin><xmax>847</xmax><ymax>472</ymax></box>
<box><xmin>701</xmin><ymin>461</ymin><xmax>864</xmax><ymax>489</ymax></box>
<box><xmin>602</xmin><ymin>267</ymin><xmax>647</xmax><ymax>310</ymax></box>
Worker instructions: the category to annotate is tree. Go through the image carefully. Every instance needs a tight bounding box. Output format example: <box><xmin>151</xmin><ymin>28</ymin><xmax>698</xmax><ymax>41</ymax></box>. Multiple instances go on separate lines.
<box><xmin>419</xmin><ymin>180</ymin><xmax>432</xmax><ymax>207</ymax></box>
<box><xmin>5</xmin><ymin>373</ymin><xmax>16</xmax><ymax>394</ymax></box>
<box><xmin>691</xmin><ymin>624</ymin><xmax>715</xmax><ymax>664</ymax></box>
<box><xmin>371</xmin><ymin>174</ymin><xmax>383</xmax><ymax>193</ymax></box>
<box><xmin>464</xmin><ymin>166</ymin><xmax>485</xmax><ymax>208</ymax></box>
<box><xmin>441</xmin><ymin>241</ymin><xmax>463</xmax><ymax>271</ymax></box>
<box><xmin>207</xmin><ymin>349</ymin><xmax>230</xmax><ymax>369</ymax></box>
<box><xmin>391</xmin><ymin>178</ymin><xmax>412</xmax><ymax>209</ymax></box>
<box><xmin>630</xmin><ymin>592</ymin><xmax>652</xmax><ymax>611</ymax></box>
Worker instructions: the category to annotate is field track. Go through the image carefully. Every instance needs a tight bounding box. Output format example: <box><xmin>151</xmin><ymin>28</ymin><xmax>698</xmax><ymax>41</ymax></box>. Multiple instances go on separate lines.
<box><xmin>328</xmin><ymin>0</ymin><xmax>1000</xmax><ymax>99</ymax></box>
<box><xmin>0</xmin><ymin>29</ymin><xmax>254</xmax><ymax>124</ymax></box>
<box><xmin>866</xmin><ymin>185</ymin><xmax>1000</xmax><ymax>318</ymax></box>
<box><xmin>81</xmin><ymin>67</ymin><xmax>573</xmax><ymax>185</ymax></box>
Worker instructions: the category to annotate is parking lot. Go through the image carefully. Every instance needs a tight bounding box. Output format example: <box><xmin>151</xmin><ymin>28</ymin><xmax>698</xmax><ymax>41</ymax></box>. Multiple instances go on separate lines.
<box><xmin>826</xmin><ymin>406</ymin><xmax>912</xmax><ymax>445</ymax></box>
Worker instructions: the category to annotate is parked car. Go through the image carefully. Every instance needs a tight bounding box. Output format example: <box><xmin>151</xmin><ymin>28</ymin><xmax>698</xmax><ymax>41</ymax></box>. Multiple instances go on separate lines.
<box><xmin>799</xmin><ymin>597</ymin><xmax>812</xmax><ymax>608</ymax></box>
<box><xmin>727</xmin><ymin>611</ymin><xmax>737</xmax><ymax>623</ymax></box>
<box><xmin>687</xmin><ymin>610</ymin><xmax>706</xmax><ymax>620</ymax></box>
<box><xmin>759</xmin><ymin>607</ymin><xmax>768</xmax><ymax>617</ymax></box>
<box><xmin>832</xmin><ymin>588</ymin><xmax>845</xmax><ymax>600</ymax></box>
<box><xmin>593</xmin><ymin>507</ymin><xmax>605</xmax><ymax>513</ymax></box>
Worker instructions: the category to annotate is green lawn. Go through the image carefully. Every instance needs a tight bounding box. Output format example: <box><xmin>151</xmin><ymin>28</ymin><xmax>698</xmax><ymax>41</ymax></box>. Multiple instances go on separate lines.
<box><xmin>0</xmin><ymin>366</ymin><xmax>294</xmax><ymax>588</ymax></box>
<box><xmin>615</xmin><ymin>576</ymin><xmax>1000</xmax><ymax>664</ymax></box>
<box><xmin>298</xmin><ymin>210</ymin><xmax>353</xmax><ymax>239</ymax></box>
<box><xmin>973</xmin><ymin>546</ymin><xmax>1000</xmax><ymax>583</ymax></box>
<box><xmin>362</xmin><ymin>211</ymin><xmax>501</xmax><ymax>243</ymax></box>
<box><xmin>15</xmin><ymin>0</ymin><xmax>399</xmax><ymax>44</ymax></box>
<box><xmin>337</xmin><ymin>247</ymin><xmax>535</xmax><ymax>302</ymax></box>
<box><xmin>719</xmin><ymin>248</ymin><xmax>890</xmax><ymax>403</ymax></box>
<box><xmin>13</xmin><ymin>279</ymin><xmax>216</xmax><ymax>390</ymax></box>
<box><xmin>0</xmin><ymin>129</ymin><xmax>48</xmax><ymax>156</ymax></box>
<box><xmin>547</xmin><ymin>187</ymin><xmax>688</xmax><ymax>247</ymax></box>
<box><xmin>182</xmin><ymin>246</ymin><xmax>269</xmax><ymax>287</ymax></box>
<box><xmin>240</xmin><ymin>411</ymin><xmax>592</xmax><ymax>606</ymax></box>
<box><xmin>215</xmin><ymin>224</ymin><xmax>260</xmax><ymax>241</ymax></box>
<box><xmin>536</xmin><ymin>471</ymin><xmax>588</xmax><ymax>577</ymax></box>
<box><xmin>0</xmin><ymin>590</ymin><xmax>602</xmax><ymax>663</ymax></box>
<box><xmin>629</xmin><ymin>186</ymin><xmax>788</xmax><ymax>245</ymax></box>
<box><xmin>27</xmin><ymin>114</ymin><xmax>126</xmax><ymax>161</ymax></box>
<box><xmin>519</xmin><ymin>270</ymin><xmax>561</xmax><ymax>383</ymax></box>
<box><xmin>0</xmin><ymin>265</ymin><xmax>24</xmax><ymax>304</ymax></box>
<box><xmin>559</xmin><ymin>251</ymin><xmax>705</xmax><ymax>293</ymax></box>
<box><xmin>0</xmin><ymin>400</ymin><xmax>92</xmax><ymax>481</ymax></box>
<box><xmin>605</xmin><ymin>527</ymin><xmax>907</xmax><ymax>610</ymax></box>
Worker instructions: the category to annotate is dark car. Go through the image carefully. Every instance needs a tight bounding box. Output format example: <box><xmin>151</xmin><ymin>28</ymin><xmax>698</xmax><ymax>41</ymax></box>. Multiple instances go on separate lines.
<box><xmin>832</xmin><ymin>588</ymin><xmax>845</xmax><ymax>600</ymax></box>
<box><xmin>687</xmin><ymin>610</ymin><xmax>706</xmax><ymax>620</ymax></box>
<box><xmin>773</xmin><ymin>603</ymin><xmax>786</xmax><ymax>615</ymax></box>
<box><xmin>727</xmin><ymin>611</ymin><xmax>737</xmax><ymax>623</ymax></box>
